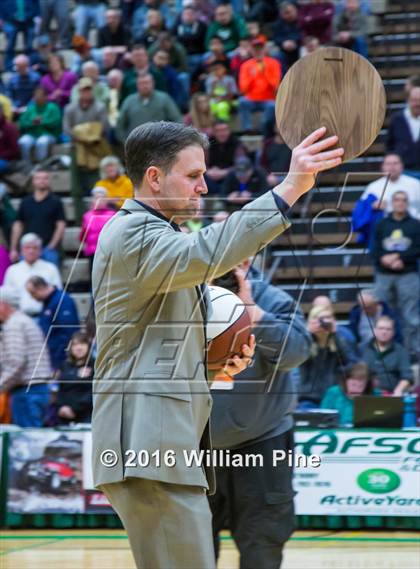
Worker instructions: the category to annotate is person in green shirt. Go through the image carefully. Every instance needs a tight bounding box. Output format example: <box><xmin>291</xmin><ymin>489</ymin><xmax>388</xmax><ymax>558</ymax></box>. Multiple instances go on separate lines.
<box><xmin>321</xmin><ymin>361</ymin><xmax>381</xmax><ymax>426</ymax></box>
<box><xmin>148</xmin><ymin>32</ymin><xmax>188</xmax><ymax>73</ymax></box>
<box><xmin>120</xmin><ymin>45</ymin><xmax>161</xmax><ymax>104</ymax></box>
<box><xmin>205</xmin><ymin>3</ymin><xmax>249</xmax><ymax>53</ymax></box>
<box><xmin>116</xmin><ymin>72</ymin><xmax>182</xmax><ymax>143</ymax></box>
<box><xmin>18</xmin><ymin>86</ymin><xmax>61</xmax><ymax>165</ymax></box>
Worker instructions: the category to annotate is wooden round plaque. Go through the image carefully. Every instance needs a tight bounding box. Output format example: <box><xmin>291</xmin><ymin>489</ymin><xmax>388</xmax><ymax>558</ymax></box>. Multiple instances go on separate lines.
<box><xmin>275</xmin><ymin>47</ymin><xmax>386</xmax><ymax>162</ymax></box>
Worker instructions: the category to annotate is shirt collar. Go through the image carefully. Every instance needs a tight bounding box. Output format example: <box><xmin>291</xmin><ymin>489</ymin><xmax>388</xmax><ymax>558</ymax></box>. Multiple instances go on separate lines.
<box><xmin>133</xmin><ymin>199</ymin><xmax>181</xmax><ymax>232</ymax></box>
<box><xmin>404</xmin><ymin>106</ymin><xmax>419</xmax><ymax>122</ymax></box>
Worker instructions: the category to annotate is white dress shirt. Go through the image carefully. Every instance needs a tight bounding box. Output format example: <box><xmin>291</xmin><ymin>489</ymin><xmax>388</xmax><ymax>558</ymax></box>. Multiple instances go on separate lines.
<box><xmin>3</xmin><ymin>259</ymin><xmax>62</xmax><ymax>316</ymax></box>
<box><xmin>361</xmin><ymin>174</ymin><xmax>420</xmax><ymax>220</ymax></box>
<box><xmin>404</xmin><ymin>106</ymin><xmax>420</xmax><ymax>142</ymax></box>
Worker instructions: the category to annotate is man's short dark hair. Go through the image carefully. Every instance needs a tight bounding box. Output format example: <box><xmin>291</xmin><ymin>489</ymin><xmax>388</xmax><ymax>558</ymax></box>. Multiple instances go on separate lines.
<box><xmin>392</xmin><ymin>190</ymin><xmax>408</xmax><ymax>201</ymax></box>
<box><xmin>27</xmin><ymin>276</ymin><xmax>48</xmax><ymax>289</ymax></box>
<box><xmin>125</xmin><ymin>121</ymin><xmax>209</xmax><ymax>187</ymax></box>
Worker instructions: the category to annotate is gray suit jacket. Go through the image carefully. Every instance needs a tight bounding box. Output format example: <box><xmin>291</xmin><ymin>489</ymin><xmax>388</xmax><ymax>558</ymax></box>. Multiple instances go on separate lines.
<box><xmin>91</xmin><ymin>192</ymin><xmax>290</xmax><ymax>493</ymax></box>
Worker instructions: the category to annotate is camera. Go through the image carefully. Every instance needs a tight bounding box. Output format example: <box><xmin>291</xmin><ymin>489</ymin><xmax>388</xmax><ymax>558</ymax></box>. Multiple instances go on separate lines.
<box><xmin>319</xmin><ymin>317</ymin><xmax>333</xmax><ymax>332</ymax></box>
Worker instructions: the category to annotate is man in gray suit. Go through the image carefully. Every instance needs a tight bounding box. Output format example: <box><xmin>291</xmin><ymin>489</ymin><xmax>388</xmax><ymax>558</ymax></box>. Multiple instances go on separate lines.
<box><xmin>91</xmin><ymin>121</ymin><xmax>343</xmax><ymax>568</ymax></box>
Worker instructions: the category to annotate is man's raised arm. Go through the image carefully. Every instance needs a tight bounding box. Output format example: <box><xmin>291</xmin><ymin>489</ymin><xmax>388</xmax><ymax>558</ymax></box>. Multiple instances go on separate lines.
<box><xmin>116</xmin><ymin>127</ymin><xmax>343</xmax><ymax>295</ymax></box>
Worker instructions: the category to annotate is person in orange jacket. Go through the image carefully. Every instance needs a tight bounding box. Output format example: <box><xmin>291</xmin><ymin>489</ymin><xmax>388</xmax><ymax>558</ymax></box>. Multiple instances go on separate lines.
<box><xmin>238</xmin><ymin>37</ymin><xmax>281</xmax><ymax>136</ymax></box>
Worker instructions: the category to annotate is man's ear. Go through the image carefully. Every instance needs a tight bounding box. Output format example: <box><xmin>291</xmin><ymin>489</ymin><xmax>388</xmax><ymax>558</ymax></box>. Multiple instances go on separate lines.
<box><xmin>144</xmin><ymin>166</ymin><xmax>162</xmax><ymax>192</ymax></box>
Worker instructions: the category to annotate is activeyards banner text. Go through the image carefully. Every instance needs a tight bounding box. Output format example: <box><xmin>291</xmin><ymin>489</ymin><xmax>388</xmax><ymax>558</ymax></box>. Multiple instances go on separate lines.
<box><xmin>294</xmin><ymin>429</ymin><xmax>420</xmax><ymax>517</ymax></box>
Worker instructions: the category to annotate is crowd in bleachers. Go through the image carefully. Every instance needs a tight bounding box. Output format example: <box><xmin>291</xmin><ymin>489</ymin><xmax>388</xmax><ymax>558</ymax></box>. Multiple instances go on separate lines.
<box><xmin>0</xmin><ymin>0</ymin><xmax>419</xmax><ymax>429</ymax></box>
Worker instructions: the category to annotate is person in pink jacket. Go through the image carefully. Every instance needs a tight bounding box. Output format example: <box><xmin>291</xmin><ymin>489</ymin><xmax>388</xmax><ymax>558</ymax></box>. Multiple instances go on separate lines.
<box><xmin>79</xmin><ymin>187</ymin><xmax>115</xmax><ymax>276</ymax></box>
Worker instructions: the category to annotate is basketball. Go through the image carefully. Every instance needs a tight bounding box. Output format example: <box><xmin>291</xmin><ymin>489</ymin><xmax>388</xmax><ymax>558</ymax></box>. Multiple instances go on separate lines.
<box><xmin>206</xmin><ymin>286</ymin><xmax>252</xmax><ymax>370</ymax></box>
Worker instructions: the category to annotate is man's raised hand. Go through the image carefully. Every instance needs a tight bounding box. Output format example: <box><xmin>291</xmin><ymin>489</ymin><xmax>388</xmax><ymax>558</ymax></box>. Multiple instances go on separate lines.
<box><xmin>276</xmin><ymin>127</ymin><xmax>345</xmax><ymax>206</ymax></box>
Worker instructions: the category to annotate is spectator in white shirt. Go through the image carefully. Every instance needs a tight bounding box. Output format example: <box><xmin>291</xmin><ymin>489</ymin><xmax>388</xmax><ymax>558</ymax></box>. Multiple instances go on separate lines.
<box><xmin>3</xmin><ymin>233</ymin><xmax>62</xmax><ymax>316</ymax></box>
<box><xmin>352</xmin><ymin>154</ymin><xmax>419</xmax><ymax>249</ymax></box>
<box><xmin>360</xmin><ymin>154</ymin><xmax>420</xmax><ymax>218</ymax></box>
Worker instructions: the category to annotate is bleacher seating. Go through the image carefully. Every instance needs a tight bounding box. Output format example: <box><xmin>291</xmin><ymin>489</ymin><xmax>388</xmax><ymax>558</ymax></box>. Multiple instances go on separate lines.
<box><xmin>267</xmin><ymin>0</ymin><xmax>419</xmax><ymax>320</ymax></box>
<box><xmin>2</xmin><ymin>0</ymin><xmax>419</xmax><ymax>329</ymax></box>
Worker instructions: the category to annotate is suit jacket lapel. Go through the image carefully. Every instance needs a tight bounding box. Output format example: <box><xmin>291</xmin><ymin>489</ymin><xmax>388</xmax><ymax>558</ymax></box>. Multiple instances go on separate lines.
<box><xmin>122</xmin><ymin>198</ymin><xmax>209</xmax><ymax>322</ymax></box>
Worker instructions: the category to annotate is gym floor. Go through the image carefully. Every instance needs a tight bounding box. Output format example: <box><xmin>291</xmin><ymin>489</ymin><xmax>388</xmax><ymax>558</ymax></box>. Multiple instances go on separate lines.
<box><xmin>1</xmin><ymin>529</ymin><xmax>419</xmax><ymax>568</ymax></box>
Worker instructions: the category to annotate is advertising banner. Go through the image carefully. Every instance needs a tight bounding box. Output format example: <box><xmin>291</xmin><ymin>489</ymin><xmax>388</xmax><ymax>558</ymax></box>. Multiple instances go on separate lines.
<box><xmin>7</xmin><ymin>430</ymin><xmax>85</xmax><ymax>514</ymax></box>
<box><xmin>294</xmin><ymin>429</ymin><xmax>420</xmax><ymax>517</ymax></box>
<box><xmin>4</xmin><ymin>429</ymin><xmax>420</xmax><ymax>517</ymax></box>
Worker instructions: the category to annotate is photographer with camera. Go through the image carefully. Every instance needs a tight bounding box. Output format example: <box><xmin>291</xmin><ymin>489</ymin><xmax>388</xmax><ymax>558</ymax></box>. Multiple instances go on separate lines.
<box><xmin>209</xmin><ymin>260</ymin><xmax>311</xmax><ymax>569</ymax></box>
<box><xmin>294</xmin><ymin>304</ymin><xmax>359</xmax><ymax>410</ymax></box>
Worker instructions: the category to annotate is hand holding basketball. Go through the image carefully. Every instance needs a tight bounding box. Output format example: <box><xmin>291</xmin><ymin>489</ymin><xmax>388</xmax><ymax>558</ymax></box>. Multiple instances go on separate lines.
<box><xmin>223</xmin><ymin>334</ymin><xmax>256</xmax><ymax>378</ymax></box>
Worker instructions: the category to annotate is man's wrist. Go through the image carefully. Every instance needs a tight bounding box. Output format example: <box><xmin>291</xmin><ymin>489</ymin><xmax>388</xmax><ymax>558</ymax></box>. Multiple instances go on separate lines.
<box><xmin>273</xmin><ymin>173</ymin><xmax>315</xmax><ymax>207</ymax></box>
<box><xmin>270</xmin><ymin>190</ymin><xmax>291</xmax><ymax>215</ymax></box>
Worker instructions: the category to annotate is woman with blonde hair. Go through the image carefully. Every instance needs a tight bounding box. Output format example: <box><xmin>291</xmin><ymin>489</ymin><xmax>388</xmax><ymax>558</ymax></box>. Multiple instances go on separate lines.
<box><xmin>184</xmin><ymin>92</ymin><xmax>215</xmax><ymax>136</ymax></box>
<box><xmin>94</xmin><ymin>155</ymin><xmax>134</xmax><ymax>208</ymax></box>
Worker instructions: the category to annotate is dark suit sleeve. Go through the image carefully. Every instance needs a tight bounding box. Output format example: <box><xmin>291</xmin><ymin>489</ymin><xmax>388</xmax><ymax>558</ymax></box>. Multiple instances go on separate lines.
<box><xmin>271</xmin><ymin>191</ymin><xmax>290</xmax><ymax>216</ymax></box>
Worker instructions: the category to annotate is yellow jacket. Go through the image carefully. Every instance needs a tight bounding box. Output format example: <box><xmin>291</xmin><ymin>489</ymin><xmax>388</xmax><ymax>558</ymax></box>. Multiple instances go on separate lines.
<box><xmin>0</xmin><ymin>94</ymin><xmax>13</xmax><ymax>121</ymax></box>
<box><xmin>72</xmin><ymin>122</ymin><xmax>110</xmax><ymax>171</ymax></box>
<box><xmin>95</xmin><ymin>175</ymin><xmax>134</xmax><ymax>208</ymax></box>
